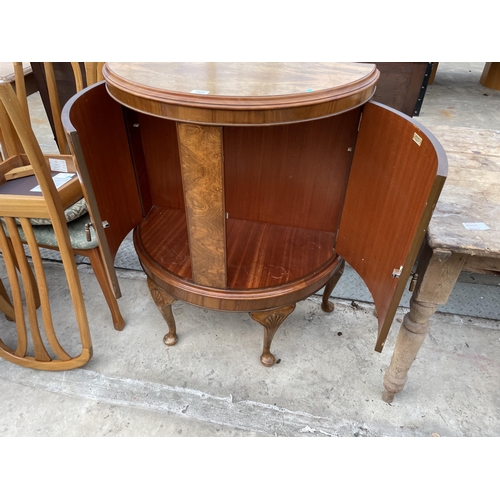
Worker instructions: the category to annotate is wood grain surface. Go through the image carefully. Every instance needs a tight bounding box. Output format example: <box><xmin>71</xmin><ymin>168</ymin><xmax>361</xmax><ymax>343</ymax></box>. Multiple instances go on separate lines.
<box><xmin>105</xmin><ymin>62</ymin><xmax>376</xmax><ymax>98</ymax></box>
<box><xmin>0</xmin><ymin>169</ymin><xmax>82</xmax><ymax>218</ymax></box>
<box><xmin>480</xmin><ymin>62</ymin><xmax>500</xmax><ymax>91</ymax></box>
<box><xmin>226</xmin><ymin>219</ymin><xmax>335</xmax><ymax>289</ymax></box>
<box><xmin>178</xmin><ymin>123</ymin><xmax>226</xmax><ymax>288</ymax></box>
<box><xmin>370</xmin><ymin>62</ymin><xmax>428</xmax><ymax>116</ymax></box>
<box><xmin>135</xmin><ymin>206</ymin><xmax>192</xmax><ymax>280</ymax></box>
<box><xmin>138</xmin><ymin>112</ymin><xmax>184</xmax><ymax>210</ymax></box>
<box><xmin>122</xmin><ymin>107</ymin><xmax>152</xmax><ymax>216</ymax></box>
<box><xmin>336</xmin><ymin>102</ymin><xmax>447</xmax><ymax>351</ymax></box>
<box><xmin>135</xmin><ymin>239</ymin><xmax>343</xmax><ymax>313</ymax></box>
<box><xmin>103</xmin><ymin>62</ymin><xmax>379</xmax><ymax>125</ymax></box>
<box><xmin>63</xmin><ymin>82</ymin><xmax>144</xmax><ymax>257</ymax></box>
<box><xmin>224</xmin><ymin>110</ymin><xmax>360</xmax><ymax>232</ymax></box>
<box><xmin>0</xmin><ymin>80</ymin><xmax>93</xmax><ymax>370</ymax></box>
<box><xmin>423</xmin><ymin>126</ymin><xmax>500</xmax><ymax>257</ymax></box>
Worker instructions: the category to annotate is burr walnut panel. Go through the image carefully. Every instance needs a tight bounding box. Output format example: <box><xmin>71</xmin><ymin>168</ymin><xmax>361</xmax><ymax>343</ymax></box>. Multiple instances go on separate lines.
<box><xmin>177</xmin><ymin>123</ymin><xmax>227</xmax><ymax>288</ymax></box>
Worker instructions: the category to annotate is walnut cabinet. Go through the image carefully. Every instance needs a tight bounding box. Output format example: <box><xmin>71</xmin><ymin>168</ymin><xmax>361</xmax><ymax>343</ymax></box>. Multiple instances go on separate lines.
<box><xmin>62</xmin><ymin>63</ymin><xmax>447</xmax><ymax>365</ymax></box>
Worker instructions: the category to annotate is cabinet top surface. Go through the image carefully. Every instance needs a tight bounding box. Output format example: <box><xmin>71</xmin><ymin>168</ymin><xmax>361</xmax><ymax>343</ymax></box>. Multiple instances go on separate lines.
<box><xmin>104</xmin><ymin>62</ymin><xmax>377</xmax><ymax>107</ymax></box>
<box><xmin>103</xmin><ymin>62</ymin><xmax>379</xmax><ymax>124</ymax></box>
<box><xmin>105</xmin><ymin>62</ymin><xmax>374</xmax><ymax>95</ymax></box>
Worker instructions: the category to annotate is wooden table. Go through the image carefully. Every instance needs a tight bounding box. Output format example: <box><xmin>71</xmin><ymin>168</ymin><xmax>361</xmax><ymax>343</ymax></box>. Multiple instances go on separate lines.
<box><xmin>62</xmin><ymin>62</ymin><xmax>447</xmax><ymax>367</ymax></box>
<box><xmin>383</xmin><ymin>125</ymin><xmax>500</xmax><ymax>402</ymax></box>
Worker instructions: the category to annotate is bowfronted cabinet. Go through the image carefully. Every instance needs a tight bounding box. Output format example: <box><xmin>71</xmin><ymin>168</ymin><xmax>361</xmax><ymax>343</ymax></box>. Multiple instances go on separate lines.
<box><xmin>62</xmin><ymin>63</ymin><xmax>447</xmax><ymax>365</ymax></box>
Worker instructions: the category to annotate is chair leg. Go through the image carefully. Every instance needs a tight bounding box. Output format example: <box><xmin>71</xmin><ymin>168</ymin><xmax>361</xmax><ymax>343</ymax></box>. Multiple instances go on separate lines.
<box><xmin>85</xmin><ymin>248</ymin><xmax>125</xmax><ymax>331</ymax></box>
<box><xmin>6</xmin><ymin>238</ymin><xmax>41</xmax><ymax>309</ymax></box>
<box><xmin>0</xmin><ymin>278</ymin><xmax>15</xmax><ymax>321</ymax></box>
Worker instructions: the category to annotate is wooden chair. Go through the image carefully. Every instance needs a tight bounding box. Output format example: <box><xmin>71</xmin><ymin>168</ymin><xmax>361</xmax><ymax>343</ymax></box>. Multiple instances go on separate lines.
<box><xmin>0</xmin><ymin>277</ymin><xmax>15</xmax><ymax>321</ymax></box>
<box><xmin>0</xmin><ymin>63</ymin><xmax>124</xmax><ymax>331</ymax></box>
<box><xmin>0</xmin><ymin>79</ymin><xmax>93</xmax><ymax>369</ymax></box>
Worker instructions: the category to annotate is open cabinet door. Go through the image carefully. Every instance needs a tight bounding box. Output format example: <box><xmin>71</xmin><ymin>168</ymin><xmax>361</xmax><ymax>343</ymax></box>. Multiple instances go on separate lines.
<box><xmin>336</xmin><ymin>101</ymin><xmax>447</xmax><ymax>352</ymax></box>
<box><xmin>62</xmin><ymin>82</ymin><xmax>145</xmax><ymax>298</ymax></box>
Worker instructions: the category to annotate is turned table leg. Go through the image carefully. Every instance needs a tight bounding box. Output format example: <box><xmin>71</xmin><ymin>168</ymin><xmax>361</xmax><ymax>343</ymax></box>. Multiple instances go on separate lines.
<box><xmin>147</xmin><ymin>278</ymin><xmax>178</xmax><ymax>346</ymax></box>
<box><xmin>321</xmin><ymin>260</ymin><xmax>345</xmax><ymax>313</ymax></box>
<box><xmin>382</xmin><ymin>297</ymin><xmax>437</xmax><ymax>403</ymax></box>
<box><xmin>382</xmin><ymin>243</ymin><xmax>466</xmax><ymax>402</ymax></box>
<box><xmin>250</xmin><ymin>304</ymin><xmax>296</xmax><ymax>367</ymax></box>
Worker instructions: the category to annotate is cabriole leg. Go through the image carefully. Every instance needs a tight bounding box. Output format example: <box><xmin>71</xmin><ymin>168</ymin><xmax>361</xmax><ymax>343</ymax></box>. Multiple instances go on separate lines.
<box><xmin>321</xmin><ymin>260</ymin><xmax>345</xmax><ymax>313</ymax></box>
<box><xmin>147</xmin><ymin>278</ymin><xmax>178</xmax><ymax>346</ymax></box>
<box><xmin>250</xmin><ymin>304</ymin><xmax>295</xmax><ymax>367</ymax></box>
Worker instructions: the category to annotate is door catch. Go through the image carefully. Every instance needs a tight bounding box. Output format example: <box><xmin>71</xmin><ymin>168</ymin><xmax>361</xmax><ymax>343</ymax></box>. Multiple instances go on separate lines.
<box><xmin>392</xmin><ymin>266</ymin><xmax>403</xmax><ymax>278</ymax></box>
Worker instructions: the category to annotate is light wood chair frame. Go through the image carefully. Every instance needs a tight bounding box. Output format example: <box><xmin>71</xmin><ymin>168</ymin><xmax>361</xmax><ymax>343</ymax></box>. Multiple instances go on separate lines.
<box><xmin>0</xmin><ymin>80</ymin><xmax>93</xmax><ymax>369</ymax></box>
<box><xmin>0</xmin><ymin>62</ymin><xmax>124</xmax><ymax>331</ymax></box>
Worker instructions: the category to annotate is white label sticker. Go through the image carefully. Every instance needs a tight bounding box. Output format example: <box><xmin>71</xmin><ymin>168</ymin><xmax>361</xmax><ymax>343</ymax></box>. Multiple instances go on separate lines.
<box><xmin>31</xmin><ymin>173</ymin><xmax>75</xmax><ymax>192</ymax></box>
<box><xmin>463</xmin><ymin>222</ymin><xmax>490</xmax><ymax>230</ymax></box>
<box><xmin>190</xmin><ymin>89</ymin><xmax>210</xmax><ymax>94</ymax></box>
<box><xmin>413</xmin><ymin>133</ymin><xmax>423</xmax><ymax>146</ymax></box>
<box><xmin>49</xmin><ymin>158</ymin><xmax>68</xmax><ymax>172</ymax></box>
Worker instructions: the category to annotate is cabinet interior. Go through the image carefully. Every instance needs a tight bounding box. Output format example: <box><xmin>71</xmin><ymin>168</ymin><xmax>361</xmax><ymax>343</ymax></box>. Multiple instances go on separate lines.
<box><xmin>134</xmin><ymin>109</ymin><xmax>361</xmax><ymax>290</ymax></box>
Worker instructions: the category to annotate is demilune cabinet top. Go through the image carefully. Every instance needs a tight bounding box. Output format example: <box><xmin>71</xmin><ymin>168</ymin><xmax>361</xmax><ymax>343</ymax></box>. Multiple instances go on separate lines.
<box><xmin>102</xmin><ymin>62</ymin><xmax>380</xmax><ymax>125</ymax></box>
<box><xmin>63</xmin><ymin>62</ymin><xmax>447</xmax><ymax>366</ymax></box>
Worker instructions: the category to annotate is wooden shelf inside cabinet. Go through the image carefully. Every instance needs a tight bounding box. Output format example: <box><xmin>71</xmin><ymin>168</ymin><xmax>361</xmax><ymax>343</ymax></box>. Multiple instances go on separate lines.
<box><xmin>135</xmin><ymin>207</ymin><xmax>343</xmax><ymax>314</ymax></box>
<box><xmin>135</xmin><ymin>206</ymin><xmax>337</xmax><ymax>291</ymax></box>
<box><xmin>226</xmin><ymin>219</ymin><xmax>336</xmax><ymax>290</ymax></box>
<box><xmin>135</xmin><ymin>206</ymin><xmax>192</xmax><ymax>280</ymax></box>
<box><xmin>62</xmin><ymin>62</ymin><xmax>447</xmax><ymax>367</ymax></box>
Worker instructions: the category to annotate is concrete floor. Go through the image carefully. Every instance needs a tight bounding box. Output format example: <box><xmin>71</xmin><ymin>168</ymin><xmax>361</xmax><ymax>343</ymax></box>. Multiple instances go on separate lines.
<box><xmin>0</xmin><ymin>62</ymin><xmax>499</xmax><ymax>437</ymax></box>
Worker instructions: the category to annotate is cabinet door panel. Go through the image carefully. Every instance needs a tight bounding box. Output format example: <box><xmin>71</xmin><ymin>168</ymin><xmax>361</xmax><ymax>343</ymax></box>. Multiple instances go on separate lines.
<box><xmin>63</xmin><ymin>82</ymin><xmax>144</xmax><ymax>256</ymax></box>
<box><xmin>62</xmin><ymin>82</ymin><xmax>144</xmax><ymax>296</ymax></box>
<box><xmin>336</xmin><ymin>102</ymin><xmax>447</xmax><ymax>351</ymax></box>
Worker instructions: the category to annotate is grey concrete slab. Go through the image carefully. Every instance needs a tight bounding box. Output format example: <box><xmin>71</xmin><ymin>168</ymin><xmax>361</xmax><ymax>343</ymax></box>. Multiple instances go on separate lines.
<box><xmin>417</xmin><ymin>62</ymin><xmax>500</xmax><ymax>130</ymax></box>
<box><xmin>1</xmin><ymin>261</ymin><xmax>499</xmax><ymax>437</ymax></box>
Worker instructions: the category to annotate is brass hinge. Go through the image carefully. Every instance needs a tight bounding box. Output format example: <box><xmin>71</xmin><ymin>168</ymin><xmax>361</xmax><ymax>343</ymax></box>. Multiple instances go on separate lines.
<box><xmin>84</xmin><ymin>222</ymin><xmax>93</xmax><ymax>242</ymax></box>
<box><xmin>357</xmin><ymin>112</ymin><xmax>363</xmax><ymax>131</ymax></box>
<box><xmin>409</xmin><ymin>273</ymin><xmax>419</xmax><ymax>292</ymax></box>
<box><xmin>84</xmin><ymin>220</ymin><xmax>109</xmax><ymax>242</ymax></box>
